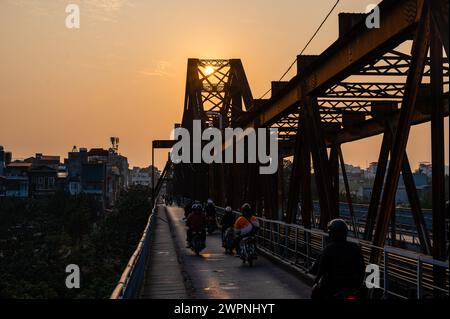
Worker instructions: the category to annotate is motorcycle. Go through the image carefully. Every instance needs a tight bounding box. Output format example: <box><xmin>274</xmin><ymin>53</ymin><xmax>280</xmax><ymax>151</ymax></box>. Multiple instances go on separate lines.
<box><xmin>222</xmin><ymin>227</ymin><xmax>234</xmax><ymax>254</ymax></box>
<box><xmin>206</xmin><ymin>215</ymin><xmax>218</xmax><ymax>234</ymax></box>
<box><xmin>190</xmin><ymin>231</ymin><xmax>206</xmax><ymax>256</ymax></box>
<box><xmin>239</xmin><ymin>236</ymin><xmax>257</xmax><ymax>266</ymax></box>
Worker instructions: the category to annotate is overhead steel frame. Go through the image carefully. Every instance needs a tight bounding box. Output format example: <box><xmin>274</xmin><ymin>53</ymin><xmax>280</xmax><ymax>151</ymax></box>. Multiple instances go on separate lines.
<box><xmin>173</xmin><ymin>58</ymin><xmax>254</xmax><ymax>205</ymax></box>
<box><xmin>173</xmin><ymin>1</ymin><xmax>448</xmax><ymax>277</ymax></box>
<box><xmin>233</xmin><ymin>0</ymin><xmax>448</xmax><ymax>260</ymax></box>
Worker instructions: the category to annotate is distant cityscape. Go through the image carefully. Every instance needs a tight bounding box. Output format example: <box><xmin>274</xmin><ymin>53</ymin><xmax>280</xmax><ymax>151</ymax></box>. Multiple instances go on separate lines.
<box><xmin>1</xmin><ymin>141</ymin><xmax>449</xmax><ymax>210</ymax></box>
<box><xmin>339</xmin><ymin>161</ymin><xmax>449</xmax><ymax>207</ymax></box>
<box><xmin>0</xmin><ymin>139</ymin><xmax>161</xmax><ymax>211</ymax></box>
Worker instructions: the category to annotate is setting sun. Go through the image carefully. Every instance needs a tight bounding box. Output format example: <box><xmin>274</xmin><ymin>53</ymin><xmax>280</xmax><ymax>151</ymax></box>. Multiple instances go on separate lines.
<box><xmin>204</xmin><ymin>66</ymin><xmax>215</xmax><ymax>75</ymax></box>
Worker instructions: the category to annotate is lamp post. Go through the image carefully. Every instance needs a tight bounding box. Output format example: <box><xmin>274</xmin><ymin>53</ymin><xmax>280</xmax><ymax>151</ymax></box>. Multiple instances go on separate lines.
<box><xmin>151</xmin><ymin>139</ymin><xmax>176</xmax><ymax>206</ymax></box>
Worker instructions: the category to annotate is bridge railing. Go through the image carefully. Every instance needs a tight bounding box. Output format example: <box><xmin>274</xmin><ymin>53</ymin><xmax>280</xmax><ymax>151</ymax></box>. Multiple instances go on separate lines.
<box><xmin>111</xmin><ymin>161</ymin><xmax>171</xmax><ymax>299</ymax></box>
<box><xmin>215</xmin><ymin>206</ymin><xmax>449</xmax><ymax>299</ymax></box>
<box><xmin>110</xmin><ymin>205</ymin><xmax>157</xmax><ymax>299</ymax></box>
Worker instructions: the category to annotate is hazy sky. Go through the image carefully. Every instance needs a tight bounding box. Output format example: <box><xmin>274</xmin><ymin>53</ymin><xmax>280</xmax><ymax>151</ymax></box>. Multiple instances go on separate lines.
<box><xmin>0</xmin><ymin>0</ymin><xmax>448</xmax><ymax>169</ymax></box>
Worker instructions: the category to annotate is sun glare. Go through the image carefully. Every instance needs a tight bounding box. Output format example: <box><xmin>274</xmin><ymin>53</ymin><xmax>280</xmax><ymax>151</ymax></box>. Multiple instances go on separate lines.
<box><xmin>204</xmin><ymin>66</ymin><xmax>215</xmax><ymax>75</ymax></box>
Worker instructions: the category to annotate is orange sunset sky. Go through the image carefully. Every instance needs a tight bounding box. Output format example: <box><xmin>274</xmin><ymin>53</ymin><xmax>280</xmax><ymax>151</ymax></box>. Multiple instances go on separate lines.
<box><xmin>0</xmin><ymin>0</ymin><xmax>448</xmax><ymax>170</ymax></box>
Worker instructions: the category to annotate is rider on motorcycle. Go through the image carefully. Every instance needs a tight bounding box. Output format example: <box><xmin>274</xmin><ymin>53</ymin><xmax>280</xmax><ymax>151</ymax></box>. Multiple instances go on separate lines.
<box><xmin>309</xmin><ymin>218</ymin><xmax>366</xmax><ymax>299</ymax></box>
<box><xmin>234</xmin><ymin>203</ymin><xmax>259</xmax><ymax>256</ymax></box>
<box><xmin>205</xmin><ymin>199</ymin><xmax>217</xmax><ymax>233</ymax></box>
<box><xmin>205</xmin><ymin>199</ymin><xmax>216</xmax><ymax>218</ymax></box>
<box><xmin>184</xmin><ymin>199</ymin><xmax>194</xmax><ymax>220</ymax></box>
<box><xmin>186</xmin><ymin>203</ymin><xmax>206</xmax><ymax>248</ymax></box>
<box><xmin>221</xmin><ymin>206</ymin><xmax>236</xmax><ymax>247</ymax></box>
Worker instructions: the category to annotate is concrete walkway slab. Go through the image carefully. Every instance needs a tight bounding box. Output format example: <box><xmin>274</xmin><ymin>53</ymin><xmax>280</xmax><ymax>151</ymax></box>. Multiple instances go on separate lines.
<box><xmin>140</xmin><ymin>206</ymin><xmax>189</xmax><ymax>299</ymax></box>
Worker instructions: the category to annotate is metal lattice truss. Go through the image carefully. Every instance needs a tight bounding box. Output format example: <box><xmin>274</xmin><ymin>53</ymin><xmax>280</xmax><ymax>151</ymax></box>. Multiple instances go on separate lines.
<box><xmin>357</xmin><ymin>49</ymin><xmax>449</xmax><ymax>77</ymax></box>
<box><xmin>182</xmin><ymin>59</ymin><xmax>253</xmax><ymax>129</ymax></box>
<box><xmin>198</xmin><ymin>59</ymin><xmax>232</xmax><ymax>125</ymax></box>
<box><xmin>174</xmin><ymin>0</ymin><xmax>449</xmax><ymax>271</ymax></box>
<box><xmin>270</xmin><ymin>46</ymin><xmax>449</xmax><ymax>136</ymax></box>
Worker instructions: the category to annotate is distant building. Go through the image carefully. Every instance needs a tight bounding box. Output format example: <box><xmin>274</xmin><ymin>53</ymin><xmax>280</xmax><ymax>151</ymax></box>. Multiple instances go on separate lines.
<box><xmin>418</xmin><ymin>162</ymin><xmax>432</xmax><ymax>178</ymax></box>
<box><xmin>364</xmin><ymin>162</ymin><xmax>379</xmax><ymax>180</ymax></box>
<box><xmin>24</xmin><ymin>153</ymin><xmax>60</xmax><ymax>169</ymax></box>
<box><xmin>0</xmin><ymin>142</ymin><xmax>129</xmax><ymax>208</ymax></box>
<box><xmin>0</xmin><ymin>146</ymin><xmax>12</xmax><ymax>177</ymax></box>
<box><xmin>28</xmin><ymin>165</ymin><xmax>58</xmax><ymax>197</ymax></box>
<box><xmin>66</xmin><ymin>146</ymin><xmax>129</xmax><ymax>209</ymax></box>
<box><xmin>0</xmin><ymin>146</ymin><xmax>5</xmax><ymax>176</ymax></box>
<box><xmin>359</xmin><ymin>186</ymin><xmax>373</xmax><ymax>201</ymax></box>
<box><xmin>1</xmin><ymin>162</ymin><xmax>32</xmax><ymax>198</ymax></box>
<box><xmin>129</xmin><ymin>166</ymin><xmax>159</xmax><ymax>187</ymax></box>
<box><xmin>65</xmin><ymin>147</ymin><xmax>88</xmax><ymax>195</ymax></box>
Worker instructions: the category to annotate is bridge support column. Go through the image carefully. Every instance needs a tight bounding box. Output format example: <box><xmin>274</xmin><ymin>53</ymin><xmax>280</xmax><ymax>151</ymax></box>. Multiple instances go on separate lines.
<box><xmin>370</xmin><ymin>4</ymin><xmax>431</xmax><ymax>264</ymax></box>
<box><xmin>338</xmin><ymin>147</ymin><xmax>358</xmax><ymax>238</ymax></box>
<box><xmin>328</xmin><ymin>141</ymin><xmax>340</xmax><ymax>220</ymax></box>
<box><xmin>364</xmin><ymin>127</ymin><xmax>392</xmax><ymax>241</ymax></box>
<box><xmin>277</xmin><ymin>156</ymin><xmax>285</xmax><ymax>221</ymax></box>
<box><xmin>303</xmin><ymin>93</ymin><xmax>334</xmax><ymax>230</ymax></box>
<box><xmin>430</xmin><ymin>14</ymin><xmax>447</xmax><ymax>297</ymax></box>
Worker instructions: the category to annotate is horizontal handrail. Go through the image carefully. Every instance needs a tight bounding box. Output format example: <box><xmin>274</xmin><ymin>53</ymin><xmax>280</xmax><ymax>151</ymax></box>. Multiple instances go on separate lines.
<box><xmin>110</xmin><ymin>206</ymin><xmax>157</xmax><ymax>299</ymax></box>
<box><xmin>111</xmin><ymin>161</ymin><xmax>172</xmax><ymax>299</ymax></box>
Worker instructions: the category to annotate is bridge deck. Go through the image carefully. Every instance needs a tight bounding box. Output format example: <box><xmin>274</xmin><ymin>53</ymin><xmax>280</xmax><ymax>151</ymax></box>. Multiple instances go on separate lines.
<box><xmin>158</xmin><ymin>205</ymin><xmax>311</xmax><ymax>299</ymax></box>
<box><xmin>141</xmin><ymin>206</ymin><xmax>189</xmax><ymax>299</ymax></box>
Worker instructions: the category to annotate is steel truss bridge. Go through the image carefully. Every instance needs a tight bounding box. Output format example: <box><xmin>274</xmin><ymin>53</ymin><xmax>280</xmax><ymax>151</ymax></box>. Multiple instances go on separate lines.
<box><xmin>112</xmin><ymin>0</ymin><xmax>449</xmax><ymax>299</ymax></box>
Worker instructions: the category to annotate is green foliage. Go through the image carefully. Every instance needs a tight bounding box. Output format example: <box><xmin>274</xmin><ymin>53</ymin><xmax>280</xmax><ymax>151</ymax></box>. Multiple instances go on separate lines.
<box><xmin>0</xmin><ymin>186</ymin><xmax>152</xmax><ymax>299</ymax></box>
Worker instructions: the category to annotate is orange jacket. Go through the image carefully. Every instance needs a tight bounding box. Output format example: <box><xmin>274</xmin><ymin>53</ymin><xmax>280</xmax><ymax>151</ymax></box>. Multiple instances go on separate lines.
<box><xmin>234</xmin><ymin>215</ymin><xmax>259</xmax><ymax>236</ymax></box>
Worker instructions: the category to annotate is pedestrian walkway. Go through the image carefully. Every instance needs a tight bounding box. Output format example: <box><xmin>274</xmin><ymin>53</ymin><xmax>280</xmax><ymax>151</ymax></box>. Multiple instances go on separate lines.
<box><xmin>140</xmin><ymin>206</ymin><xmax>189</xmax><ymax>299</ymax></box>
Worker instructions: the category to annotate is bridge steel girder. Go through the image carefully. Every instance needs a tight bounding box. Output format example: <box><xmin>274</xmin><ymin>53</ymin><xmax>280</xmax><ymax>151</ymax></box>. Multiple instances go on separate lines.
<box><xmin>285</xmin><ymin>109</ymin><xmax>303</xmax><ymax>224</ymax></box>
<box><xmin>430</xmin><ymin>14</ymin><xmax>447</xmax><ymax>295</ymax></box>
<box><xmin>364</xmin><ymin>128</ymin><xmax>392</xmax><ymax>241</ymax></box>
<box><xmin>172</xmin><ymin>0</ymin><xmax>448</xmax><ymax>266</ymax></box>
<box><xmin>369</xmin><ymin>3</ymin><xmax>431</xmax><ymax>264</ymax></box>
<box><xmin>338</xmin><ymin>146</ymin><xmax>359</xmax><ymax>238</ymax></box>
<box><xmin>430</xmin><ymin>0</ymin><xmax>449</xmax><ymax>57</ymax></box>
<box><xmin>241</xmin><ymin>0</ymin><xmax>427</xmax><ymax>129</ymax></box>
<box><xmin>303</xmin><ymin>95</ymin><xmax>335</xmax><ymax>230</ymax></box>
<box><xmin>328</xmin><ymin>141</ymin><xmax>340</xmax><ymax>220</ymax></box>
<box><xmin>176</xmin><ymin>58</ymin><xmax>254</xmax><ymax>204</ymax></box>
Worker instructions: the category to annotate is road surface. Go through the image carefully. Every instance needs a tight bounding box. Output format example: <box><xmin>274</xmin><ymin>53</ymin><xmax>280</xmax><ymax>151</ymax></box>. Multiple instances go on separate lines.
<box><xmin>165</xmin><ymin>205</ymin><xmax>311</xmax><ymax>299</ymax></box>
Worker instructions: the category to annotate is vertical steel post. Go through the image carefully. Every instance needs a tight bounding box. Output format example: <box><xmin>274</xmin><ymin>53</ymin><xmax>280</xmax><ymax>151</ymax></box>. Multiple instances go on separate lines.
<box><xmin>364</xmin><ymin>128</ymin><xmax>392</xmax><ymax>240</ymax></box>
<box><xmin>430</xmin><ymin>14</ymin><xmax>446</xmax><ymax>296</ymax></box>
<box><xmin>338</xmin><ymin>147</ymin><xmax>359</xmax><ymax>238</ymax></box>
<box><xmin>417</xmin><ymin>259</ymin><xmax>423</xmax><ymax>299</ymax></box>
<box><xmin>370</xmin><ymin>6</ymin><xmax>430</xmax><ymax>264</ymax></box>
<box><xmin>383</xmin><ymin>249</ymin><xmax>389</xmax><ymax>298</ymax></box>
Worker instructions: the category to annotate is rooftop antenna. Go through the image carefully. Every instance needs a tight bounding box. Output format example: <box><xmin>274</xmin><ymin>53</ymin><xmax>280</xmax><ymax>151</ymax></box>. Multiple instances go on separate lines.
<box><xmin>110</xmin><ymin>137</ymin><xmax>119</xmax><ymax>153</ymax></box>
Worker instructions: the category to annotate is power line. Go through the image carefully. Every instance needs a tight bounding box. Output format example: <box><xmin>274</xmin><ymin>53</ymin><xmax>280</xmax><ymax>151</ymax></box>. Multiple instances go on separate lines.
<box><xmin>258</xmin><ymin>0</ymin><xmax>341</xmax><ymax>100</ymax></box>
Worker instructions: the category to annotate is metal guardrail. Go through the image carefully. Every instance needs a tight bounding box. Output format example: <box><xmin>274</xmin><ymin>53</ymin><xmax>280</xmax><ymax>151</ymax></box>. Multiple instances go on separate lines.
<box><xmin>110</xmin><ymin>205</ymin><xmax>157</xmax><ymax>299</ymax></box>
<box><xmin>215</xmin><ymin>205</ymin><xmax>449</xmax><ymax>299</ymax></box>
<box><xmin>111</xmin><ymin>161</ymin><xmax>171</xmax><ymax>299</ymax></box>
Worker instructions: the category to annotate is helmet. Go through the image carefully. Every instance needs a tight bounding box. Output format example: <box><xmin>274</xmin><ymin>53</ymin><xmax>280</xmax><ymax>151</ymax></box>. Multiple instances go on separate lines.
<box><xmin>225</xmin><ymin>206</ymin><xmax>232</xmax><ymax>213</ymax></box>
<box><xmin>327</xmin><ymin>219</ymin><xmax>348</xmax><ymax>242</ymax></box>
<box><xmin>192</xmin><ymin>203</ymin><xmax>203</xmax><ymax>212</ymax></box>
<box><xmin>241</xmin><ymin>203</ymin><xmax>251</xmax><ymax>217</ymax></box>
<box><xmin>207</xmin><ymin>199</ymin><xmax>213</xmax><ymax>205</ymax></box>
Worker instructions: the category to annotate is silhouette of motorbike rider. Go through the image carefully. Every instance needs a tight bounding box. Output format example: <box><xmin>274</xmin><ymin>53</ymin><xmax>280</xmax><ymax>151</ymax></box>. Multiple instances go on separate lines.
<box><xmin>309</xmin><ymin>219</ymin><xmax>366</xmax><ymax>299</ymax></box>
<box><xmin>186</xmin><ymin>203</ymin><xmax>206</xmax><ymax>248</ymax></box>
<box><xmin>221</xmin><ymin>206</ymin><xmax>236</xmax><ymax>246</ymax></box>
